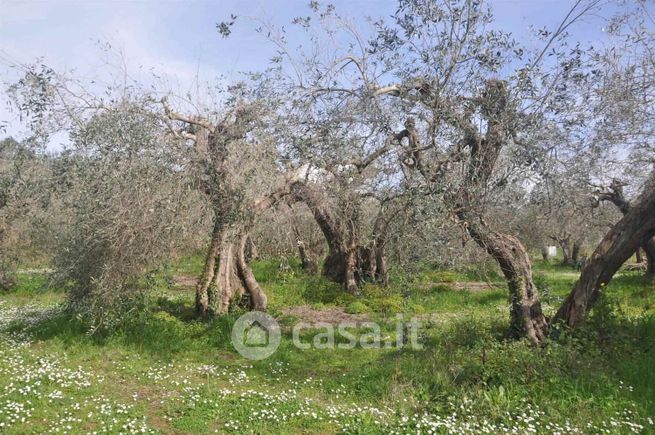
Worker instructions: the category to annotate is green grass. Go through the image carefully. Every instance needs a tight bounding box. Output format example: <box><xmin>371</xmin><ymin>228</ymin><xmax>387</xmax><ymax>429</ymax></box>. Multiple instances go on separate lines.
<box><xmin>0</xmin><ymin>259</ymin><xmax>653</xmax><ymax>433</ymax></box>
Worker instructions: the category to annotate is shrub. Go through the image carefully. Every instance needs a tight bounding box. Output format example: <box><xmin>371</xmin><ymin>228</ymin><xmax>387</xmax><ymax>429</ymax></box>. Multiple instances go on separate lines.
<box><xmin>53</xmin><ymin>102</ymin><xmax>202</xmax><ymax>332</ymax></box>
<box><xmin>420</xmin><ymin>270</ymin><xmax>458</xmax><ymax>283</ymax></box>
<box><xmin>360</xmin><ymin>282</ymin><xmax>395</xmax><ymax>298</ymax></box>
<box><xmin>345</xmin><ymin>301</ymin><xmax>369</xmax><ymax>314</ymax></box>
<box><xmin>368</xmin><ymin>296</ymin><xmax>403</xmax><ymax>314</ymax></box>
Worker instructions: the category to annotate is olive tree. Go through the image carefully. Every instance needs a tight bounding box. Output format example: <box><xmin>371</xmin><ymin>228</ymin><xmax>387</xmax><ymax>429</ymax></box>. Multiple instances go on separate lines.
<box><xmin>161</xmin><ymin>83</ymin><xmax>310</xmax><ymax>315</ymax></box>
<box><xmin>52</xmin><ymin>99</ymin><xmax>203</xmax><ymax>329</ymax></box>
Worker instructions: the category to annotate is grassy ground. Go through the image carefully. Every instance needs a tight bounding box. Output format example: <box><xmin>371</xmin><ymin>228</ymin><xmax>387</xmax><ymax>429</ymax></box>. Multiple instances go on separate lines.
<box><xmin>0</xmin><ymin>258</ymin><xmax>654</xmax><ymax>434</ymax></box>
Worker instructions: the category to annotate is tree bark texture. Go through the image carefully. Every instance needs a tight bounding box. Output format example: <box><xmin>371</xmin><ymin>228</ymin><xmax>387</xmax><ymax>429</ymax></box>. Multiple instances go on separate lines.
<box><xmin>597</xmin><ymin>178</ymin><xmax>655</xmax><ymax>277</ymax></box>
<box><xmin>407</xmin><ymin>79</ymin><xmax>548</xmax><ymax>345</ymax></box>
<box><xmin>555</xmin><ymin>169</ymin><xmax>655</xmax><ymax>327</ymax></box>
<box><xmin>291</xmin><ymin>183</ymin><xmax>390</xmax><ymax>291</ymax></box>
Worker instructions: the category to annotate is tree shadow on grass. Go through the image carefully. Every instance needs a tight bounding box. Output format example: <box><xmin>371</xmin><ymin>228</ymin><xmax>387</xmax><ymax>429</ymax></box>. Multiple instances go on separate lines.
<box><xmin>10</xmin><ymin>301</ymin><xmax>238</xmax><ymax>359</ymax></box>
<box><xmin>154</xmin><ymin>296</ymin><xmax>198</xmax><ymax>322</ymax></box>
<box><xmin>360</xmin><ymin>313</ymin><xmax>655</xmax><ymax>416</ymax></box>
<box><xmin>472</xmin><ymin>291</ymin><xmax>506</xmax><ymax>305</ymax></box>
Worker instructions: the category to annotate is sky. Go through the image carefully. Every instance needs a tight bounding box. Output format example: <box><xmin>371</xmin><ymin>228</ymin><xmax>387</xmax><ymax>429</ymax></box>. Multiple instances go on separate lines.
<box><xmin>0</xmin><ymin>0</ymin><xmax>613</xmax><ymax>148</ymax></box>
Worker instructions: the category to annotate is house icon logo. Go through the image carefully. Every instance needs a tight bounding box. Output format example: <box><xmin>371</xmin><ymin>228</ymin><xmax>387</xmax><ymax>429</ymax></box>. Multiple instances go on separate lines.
<box><xmin>231</xmin><ymin>311</ymin><xmax>281</xmax><ymax>360</ymax></box>
<box><xmin>244</xmin><ymin>320</ymin><xmax>269</xmax><ymax>347</ymax></box>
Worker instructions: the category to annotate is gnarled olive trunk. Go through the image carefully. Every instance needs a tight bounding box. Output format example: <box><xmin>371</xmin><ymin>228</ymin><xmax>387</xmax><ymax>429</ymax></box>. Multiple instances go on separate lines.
<box><xmin>291</xmin><ymin>222</ymin><xmax>318</xmax><ymax>275</ymax></box>
<box><xmin>421</xmin><ymin>80</ymin><xmax>547</xmax><ymax>344</ymax></box>
<box><xmin>370</xmin><ymin>208</ymin><xmax>392</xmax><ymax>286</ymax></box>
<box><xmin>162</xmin><ymin>98</ymin><xmax>291</xmax><ymax>317</ymax></box>
<box><xmin>571</xmin><ymin>240</ymin><xmax>582</xmax><ymax>265</ymax></box>
<box><xmin>196</xmin><ymin>226</ymin><xmax>268</xmax><ymax>316</ymax></box>
<box><xmin>458</xmin><ymin>211</ymin><xmax>548</xmax><ymax>345</ymax></box>
<box><xmin>291</xmin><ymin>184</ymin><xmax>346</xmax><ymax>281</ymax></box>
<box><xmin>196</xmin><ymin>221</ymin><xmax>225</xmax><ymax>315</ymax></box>
<box><xmin>597</xmin><ymin>178</ymin><xmax>655</xmax><ymax>277</ymax></box>
<box><xmin>644</xmin><ymin>240</ymin><xmax>655</xmax><ymax>276</ymax></box>
<box><xmin>551</xmin><ymin>234</ymin><xmax>573</xmax><ymax>266</ymax></box>
<box><xmin>208</xmin><ymin>236</ymin><xmax>243</xmax><ymax>315</ymax></box>
<box><xmin>291</xmin><ymin>183</ymin><xmax>385</xmax><ymax>291</ymax></box>
<box><xmin>554</xmin><ymin>170</ymin><xmax>655</xmax><ymax>327</ymax></box>
<box><xmin>236</xmin><ymin>233</ymin><xmax>267</xmax><ymax>310</ymax></box>
<box><xmin>466</xmin><ymin>82</ymin><xmax>546</xmax><ymax>345</ymax></box>
<box><xmin>296</xmin><ymin>239</ymin><xmax>318</xmax><ymax>275</ymax></box>
<box><xmin>244</xmin><ymin>235</ymin><xmax>259</xmax><ymax>262</ymax></box>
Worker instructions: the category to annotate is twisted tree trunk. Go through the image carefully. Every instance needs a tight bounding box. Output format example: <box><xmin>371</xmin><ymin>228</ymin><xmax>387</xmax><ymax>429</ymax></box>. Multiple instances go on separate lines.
<box><xmin>550</xmin><ymin>233</ymin><xmax>573</xmax><ymax>266</ymax></box>
<box><xmin>291</xmin><ymin>183</ymin><xmax>382</xmax><ymax>291</ymax></box>
<box><xmin>196</xmin><ymin>225</ymin><xmax>242</xmax><ymax>316</ymax></box>
<box><xmin>209</xmin><ymin>233</ymin><xmax>243</xmax><ymax>314</ymax></box>
<box><xmin>554</xmin><ymin>169</ymin><xmax>655</xmax><ymax>327</ymax></box>
<box><xmin>195</xmin><ymin>227</ymin><xmax>268</xmax><ymax>316</ymax></box>
<box><xmin>461</xmin><ymin>214</ymin><xmax>548</xmax><ymax>344</ymax></box>
<box><xmin>292</xmin><ymin>223</ymin><xmax>318</xmax><ymax>275</ymax></box>
<box><xmin>237</xmin><ymin>233</ymin><xmax>267</xmax><ymax>310</ymax></box>
<box><xmin>572</xmin><ymin>240</ymin><xmax>582</xmax><ymax>265</ymax></box>
<box><xmin>296</xmin><ymin>239</ymin><xmax>318</xmax><ymax>274</ymax></box>
<box><xmin>195</xmin><ymin>221</ymin><xmax>224</xmax><ymax>315</ymax></box>
<box><xmin>370</xmin><ymin>208</ymin><xmax>394</xmax><ymax>287</ymax></box>
<box><xmin>644</xmin><ymin>240</ymin><xmax>655</xmax><ymax>276</ymax></box>
<box><xmin>459</xmin><ymin>118</ymin><xmax>548</xmax><ymax>344</ymax></box>
<box><xmin>291</xmin><ymin>184</ymin><xmax>346</xmax><ymax>281</ymax></box>
<box><xmin>596</xmin><ymin>178</ymin><xmax>655</xmax><ymax>277</ymax></box>
<box><xmin>162</xmin><ymin>98</ymin><xmax>313</xmax><ymax>316</ymax></box>
<box><xmin>457</xmin><ymin>81</ymin><xmax>547</xmax><ymax>344</ymax></box>
<box><xmin>404</xmin><ymin>80</ymin><xmax>547</xmax><ymax>344</ymax></box>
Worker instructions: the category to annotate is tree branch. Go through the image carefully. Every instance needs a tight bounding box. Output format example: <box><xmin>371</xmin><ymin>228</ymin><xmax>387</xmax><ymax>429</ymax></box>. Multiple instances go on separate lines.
<box><xmin>161</xmin><ymin>96</ymin><xmax>215</xmax><ymax>132</ymax></box>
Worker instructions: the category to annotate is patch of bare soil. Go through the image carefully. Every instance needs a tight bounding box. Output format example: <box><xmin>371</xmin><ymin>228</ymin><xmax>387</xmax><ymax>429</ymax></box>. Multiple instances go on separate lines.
<box><xmin>172</xmin><ymin>275</ymin><xmax>198</xmax><ymax>288</ymax></box>
<box><xmin>281</xmin><ymin>305</ymin><xmax>369</xmax><ymax>324</ymax></box>
<box><xmin>451</xmin><ymin>281</ymin><xmax>500</xmax><ymax>291</ymax></box>
<box><xmin>423</xmin><ymin>281</ymin><xmax>501</xmax><ymax>292</ymax></box>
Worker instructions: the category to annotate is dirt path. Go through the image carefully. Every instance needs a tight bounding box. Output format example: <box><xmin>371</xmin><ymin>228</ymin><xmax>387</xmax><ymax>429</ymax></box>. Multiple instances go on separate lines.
<box><xmin>172</xmin><ymin>275</ymin><xmax>198</xmax><ymax>287</ymax></box>
<box><xmin>419</xmin><ymin>281</ymin><xmax>502</xmax><ymax>292</ymax></box>
<box><xmin>170</xmin><ymin>277</ymin><xmax>370</xmax><ymax>324</ymax></box>
<box><xmin>281</xmin><ymin>305</ymin><xmax>369</xmax><ymax>324</ymax></box>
